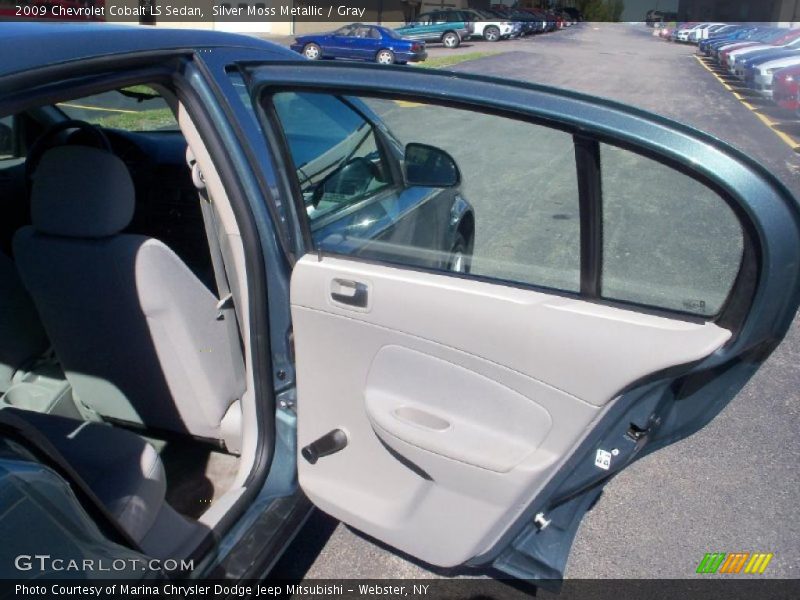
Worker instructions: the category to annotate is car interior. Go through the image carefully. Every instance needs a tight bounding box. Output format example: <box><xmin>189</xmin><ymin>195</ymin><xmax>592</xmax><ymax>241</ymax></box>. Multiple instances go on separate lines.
<box><xmin>0</xmin><ymin>82</ymin><xmax>259</xmax><ymax>560</ymax></box>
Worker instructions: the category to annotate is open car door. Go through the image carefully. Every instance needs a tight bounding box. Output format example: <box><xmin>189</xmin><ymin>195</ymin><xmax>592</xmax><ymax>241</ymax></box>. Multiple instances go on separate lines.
<box><xmin>246</xmin><ymin>63</ymin><xmax>800</xmax><ymax>581</ymax></box>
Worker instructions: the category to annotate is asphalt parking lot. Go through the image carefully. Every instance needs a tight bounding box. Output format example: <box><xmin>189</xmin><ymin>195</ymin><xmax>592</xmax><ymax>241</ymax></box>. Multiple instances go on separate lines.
<box><xmin>270</xmin><ymin>23</ymin><xmax>800</xmax><ymax>580</ymax></box>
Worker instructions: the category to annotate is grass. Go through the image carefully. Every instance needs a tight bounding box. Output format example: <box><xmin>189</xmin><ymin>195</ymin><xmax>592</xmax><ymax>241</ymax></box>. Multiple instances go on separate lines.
<box><xmin>120</xmin><ymin>85</ymin><xmax>159</xmax><ymax>96</ymax></box>
<box><xmin>417</xmin><ymin>51</ymin><xmax>498</xmax><ymax>69</ymax></box>
<box><xmin>93</xmin><ymin>108</ymin><xmax>177</xmax><ymax>131</ymax></box>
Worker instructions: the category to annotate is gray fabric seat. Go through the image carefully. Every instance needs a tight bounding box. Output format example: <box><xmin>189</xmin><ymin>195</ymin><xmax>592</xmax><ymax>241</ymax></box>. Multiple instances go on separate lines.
<box><xmin>3</xmin><ymin>407</ymin><xmax>206</xmax><ymax>557</ymax></box>
<box><xmin>0</xmin><ymin>251</ymin><xmax>49</xmax><ymax>392</ymax></box>
<box><xmin>5</xmin><ymin>407</ymin><xmax>166</xmax><ymax>541</ymax></box>
<box><xmin>13</xmin><ymin>146</ymin><xmax>245</xmax><ymax>444</ymax></box>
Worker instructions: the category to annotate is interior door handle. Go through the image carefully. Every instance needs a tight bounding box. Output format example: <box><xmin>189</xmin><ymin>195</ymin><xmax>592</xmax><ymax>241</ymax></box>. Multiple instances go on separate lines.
<box><xmin>331</xmin><ymin>278</ymin><xmax>369</xmax><ymax>308</ymax></box>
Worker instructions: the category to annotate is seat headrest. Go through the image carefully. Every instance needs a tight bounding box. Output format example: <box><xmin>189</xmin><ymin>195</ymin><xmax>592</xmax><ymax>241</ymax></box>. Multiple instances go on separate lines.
<box><xmin>31</xmin><ymin>146</ymin><xmax>135</xmax><ymax>238</ymax></box>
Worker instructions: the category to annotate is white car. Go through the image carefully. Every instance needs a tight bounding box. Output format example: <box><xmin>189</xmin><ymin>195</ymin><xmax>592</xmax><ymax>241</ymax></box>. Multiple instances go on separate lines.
<box><xmin>458</xmin><ymin>9</ymin><xmax>518</xmax><ymax>41</ymax></box>
<box><xmin>675</xmin><ymin>23</ymin><xmax>706</xmax><ymax>42</ymax></box>
<box><xmin>691</xmin><ymin>23</ymin><xmax>727</xmax><ymax>42</ymax></box>
<box><xmin>752</xmin><ymin>55</ymin><xmax>800</xmax><ymax>97</ymax></box>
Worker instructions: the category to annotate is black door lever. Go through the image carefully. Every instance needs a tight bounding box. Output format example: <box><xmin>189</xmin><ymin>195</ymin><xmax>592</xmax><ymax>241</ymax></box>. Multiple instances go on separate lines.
<box><xmin>302</xmin><ymin>429</ymin><xmax>348</xmax><ymax>464</ymax></box>
<box><xmin>331</xmin><ymin>279</ymin><xmax>368</xmax><ymax>308</ymax></box>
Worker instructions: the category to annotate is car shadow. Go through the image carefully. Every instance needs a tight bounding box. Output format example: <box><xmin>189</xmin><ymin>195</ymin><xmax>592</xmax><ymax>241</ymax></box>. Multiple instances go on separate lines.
<box><xmin>739</xmin><ymin>92</ymin><xmax>783</xmax><ymax>108</ymax></box>
<box><xmin>754</xmin><ymin>104</ymin><xmax>797</xmax><ymax>122</ymax></box>
<box><xmin>267</xmin><ymin>509</ymin><xmax>539</xmax><ymax>598</ymax></box>
<box><xmin>267</xmin><ymin>509</ymin><xmax>339</xmax><ymax>580</ymax></box>
<box><xmin>341</xmin><ymin>523</ymin><xmax>540</xmax><ymax>596</ymax></box>
<box><xmin>768</xmin><ymin>118</ymin><xmax>800</xmax><ymax>136</ymax></box>
<box><xmin>437</xmin><ymin>42</ymin><xmax>479</xmax><ymax>50</ymax></box>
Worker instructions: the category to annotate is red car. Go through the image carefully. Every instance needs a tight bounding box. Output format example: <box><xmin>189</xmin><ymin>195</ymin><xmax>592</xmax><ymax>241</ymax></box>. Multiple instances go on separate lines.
<box><xmin>773</xmin><ymin>64</ymin><xmax>800</xmax><ymax>111</ymax></box>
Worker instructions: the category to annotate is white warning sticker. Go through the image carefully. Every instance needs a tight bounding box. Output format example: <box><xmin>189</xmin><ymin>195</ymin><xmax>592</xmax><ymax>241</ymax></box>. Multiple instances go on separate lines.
<box><xmin>595</xmin><ymin>449</ymin><xmax>612</xmax><ymax>470</ymax></box>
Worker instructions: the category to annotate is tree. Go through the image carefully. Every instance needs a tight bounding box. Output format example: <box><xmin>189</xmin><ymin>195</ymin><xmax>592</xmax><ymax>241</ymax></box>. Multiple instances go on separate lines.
<box><xmin>609</xmin><ymin>0</ymin><xmax>625</xmax><ymax>20</ymax></box>
<box><xmin>576</xmin><ymin>0</ymin><xmax>625</xmax><ymax>21</ymax></box>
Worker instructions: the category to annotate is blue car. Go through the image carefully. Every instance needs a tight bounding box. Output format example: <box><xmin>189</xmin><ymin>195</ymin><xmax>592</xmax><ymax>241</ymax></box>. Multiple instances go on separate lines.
<box><xmin>1</xmin><ymin>22</ymin><xmax>800</xmax><ymax>590</ymax></box>
<box><xmin>709</xmin><ymin>27</ymin><xmax>785</xmax><ymax>61</ymax></box>
<box><xmin>290</xmin><ymin>23</ymin><xmax>427</xmax><ymax>65</ymax></box>
<box><xmin>697</xmin><ymin>25</ymin><xmax>753</xmax><ymax>54</ymax></box>
<box><xmin>734</xmin><ymin>40</ymin><xmax>800</xmax><ymax>79</ymax></box>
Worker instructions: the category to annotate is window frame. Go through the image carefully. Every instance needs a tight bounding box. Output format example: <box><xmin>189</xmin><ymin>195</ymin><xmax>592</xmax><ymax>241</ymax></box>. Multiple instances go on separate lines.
<box><xmin>262</xmin><ymin>91</ymin><xmax>405</xmax><ymax>236</ymax></box>
<box><xmin>256</xmin><ymin>85</ymin><xmax>755</xmax><ymax>326</ymax></box>
<box><xmin>0</xmin><ymin>114</ymin><xmax>19</xmax><ymax>160</ymax></box>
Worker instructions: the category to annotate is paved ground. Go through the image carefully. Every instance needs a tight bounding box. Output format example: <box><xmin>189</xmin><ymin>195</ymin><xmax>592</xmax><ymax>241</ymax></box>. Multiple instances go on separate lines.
<box><xmin>270</xmin><ymin>23</ymin><xmax>800</xmax><ymax>580</ymax></box>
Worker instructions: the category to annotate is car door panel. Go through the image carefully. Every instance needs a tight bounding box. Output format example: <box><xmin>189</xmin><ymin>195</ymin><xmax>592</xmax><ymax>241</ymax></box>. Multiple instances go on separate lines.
<box><xmin>330</xmin><ymin>35</ymin><xmax>352</xmax><ymax>57</ymax></box>
<box><xmin>246</xmin><ymin>63</ymin><xmax>800</xmax><ymax>580</ymax></box>
<box><xmin>291</xmin><ymin>255</ymin><xmax>732</xmax><ymax>567</ymax></box>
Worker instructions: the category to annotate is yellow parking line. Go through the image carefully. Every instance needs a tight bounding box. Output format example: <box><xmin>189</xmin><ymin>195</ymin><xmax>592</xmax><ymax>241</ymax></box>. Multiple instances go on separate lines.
<box><xmin>56</xmin><ymin>103</ymin><xmax>139</xmax><ymax>114</ymax></box>
<box><xmin>393</xmin><ymin>100</ymin><xmax>426</xmax><ymax>108</ymax></box>
<box><xmin>694</xmin><ymin>54</ymin><xmax>800</xmax><ymax>152</ymax></box>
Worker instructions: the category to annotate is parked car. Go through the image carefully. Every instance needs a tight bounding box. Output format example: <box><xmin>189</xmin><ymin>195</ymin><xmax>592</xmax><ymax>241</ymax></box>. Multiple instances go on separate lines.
<box><xmin>714</xmin><ymin>29</ymin><xmax>780</xmax><ymax>62</ymax></box>
<box><xmin>480</xmin><ymin>9</ymin><xmax>530</xmax><ymax>38</ymax></box>
<box><xmin>395</xmin><ymin>10</ymin><xmax>472</xmax><ymax>48</ymax></box>
<box><xmin>745</xmin><ymin>53</ymin><xmax>800</xmax><ymax>95</ymax></box>
<box><xmin>668</xmin><ymin>22</ymin><xmax>693</xmax><ymax>41</ymax></box>
<box><xmin>290</xmin><ymin>24</ymin><xmax>427</xmax><ymax>65</ymax></box>
<box><xmin>2</xmin><ymin>22</ymin><xmax>800</xmax><ymax>588</ymax></box>
<box><xmin>703</xmin><ymin>23</ymin><xmax>738</xmax><ymax>39</ymax></box>
<box><xmin>674</xmin><ymin>22</ymin><xmax>703</xmax><ymax>43</ymax></box>
<box><xmin>689</xmin><ymin>22</ymin><xmax>727</xmax><ymax>43</ymax></box>
<box><xmin>658</xmin><ymin>23</ymin><xmax>677</xmax><ymax>39</ymax></box>
<box><xmin>492</xmin><ymin>5</ymin><xmax>543</xmax><ymax>34</ymax></box>
<box><xmin>723</xmin><ymin>28</ymin><xmax>800</xmax><ymax>72</ymax></box>
<box><xmin>697</xmin><ymin>25</ymin><xmax>756</xmax><ymax>55</ymax></box>
<box><xmin>530</xmin><ymin>8</ymin><xmax>557</xmax><ymax>32</ymax></box>
<box><xmin>439</xmin><ymin>9</ymin><xmax>518</xmax><ymax>42</ymax></box>
<box><xmin>772</xmin><ymin>64</ymin><xmax>800</xmax><ymax>110</ymax></box>
<box><xmin>733</xmin><ymin>38</ymin><xmax>800</xmax><ymax>79</ymax></box>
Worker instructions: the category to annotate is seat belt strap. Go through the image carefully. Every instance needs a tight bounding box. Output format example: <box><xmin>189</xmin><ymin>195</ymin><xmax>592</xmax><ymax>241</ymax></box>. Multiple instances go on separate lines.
<box><xmin>198</xmin><ymin>189</ymin><xmax>245</xmax><ymax>353</ymax></box>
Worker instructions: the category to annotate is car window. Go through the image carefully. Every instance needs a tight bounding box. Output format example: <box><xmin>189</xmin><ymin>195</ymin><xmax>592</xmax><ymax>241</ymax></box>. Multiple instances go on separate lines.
<box><xmin>269</xmin><ymin>93</ymin><xmax>581</xmax><ymax>290</ymax></box>
<box><xmin>265</xmin><ymin>94</ymin><xmax>745</xmax><ymax>317</ymax></box>
<box><xmin>334</xmin><ymin>25</ymin><xmax>355</xmax><ymax>36</ymax></box>
<box><xmin>271</xmin><ymin>92</ymin><xmax>393</xmax><ymax>225</ymax></box>
<box><xmin>56</xmin><ymin>86</ymin><xmax>177</xmax><ymax>132</ymax></box>
<box><xmin>364</xmin><ymin>98</ymin><xmax>582</xmax><ymax>290</ymax></box>
<box><xmin>600</xmin><ymin>144</ymin><xmax>742</xmax><ymax>315</ymax></box>
<box><xmin>353</xmin><ymin>26</ymin><xmax>375</xmax><ymax>38</ymax></box>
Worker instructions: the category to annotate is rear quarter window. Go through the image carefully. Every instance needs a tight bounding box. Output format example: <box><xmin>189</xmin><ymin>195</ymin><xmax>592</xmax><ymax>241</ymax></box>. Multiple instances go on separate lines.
<box><xmin>600</xmin><ymin>143</ymin><xmax>743</xmax><ymax>316</ymax></box>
